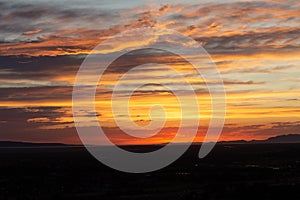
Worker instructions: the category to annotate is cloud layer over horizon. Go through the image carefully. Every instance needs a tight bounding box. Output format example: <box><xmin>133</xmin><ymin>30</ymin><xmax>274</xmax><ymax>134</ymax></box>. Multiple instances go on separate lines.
<box><xmin>0</xmin><ymin>0</ymin><xmax>299</xmax><ymax>144</ymax></box>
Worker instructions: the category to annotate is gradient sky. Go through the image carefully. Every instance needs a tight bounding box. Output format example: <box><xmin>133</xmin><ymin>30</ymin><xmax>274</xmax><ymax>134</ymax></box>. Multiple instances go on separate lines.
<box><xmin>0</xmin><ymin>0</ymin><xmax>299</xmax><ymax>144</ymax></box>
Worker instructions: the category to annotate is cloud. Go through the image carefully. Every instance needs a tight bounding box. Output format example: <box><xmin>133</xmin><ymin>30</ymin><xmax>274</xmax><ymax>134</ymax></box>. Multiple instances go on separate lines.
<box><xmin>223</xmin><ymin>80</ymin><xmax>265</xmax><ymax>85</ymax></box>
<box><xmin>199</xmin><ymin>27</ymin><xmax>300</xmax><ymax>55</ymax></box>
<box><xmin>0</xmin><ymin>0</ymin><xmax>298</xmax><ymax>56</ymax></box>
<box><xmin>0</xmin><ymin>107</ymin><xmax>76</xmax><ymax>142</ymax></box>
<box><xmin>1</xmin><ymin>105</ymin><xmax>299</xmax><ymax>144</ymax></box>
<box><xmin>223</xmin><ymin>64</ymin><xmax>295</xmax><ymax>74</ymax></box>
<box><xmin>0</xmin><ymin>0</ymin><xmax>299</xmax><ymax>144</ymax></box>
<box><xmin>22</xmin><ymin>29</ymin><xmax>42</xmax><ymax>36</ymax></box>
<box><xmin>0</xmin><ymin>55</ymin><xmax>83</xmax><ymax>81</ymax></box>
<box><xmin>0</xmin><ymin>86</ymin><xmax>72</xmax><ymax>102</ymax></box>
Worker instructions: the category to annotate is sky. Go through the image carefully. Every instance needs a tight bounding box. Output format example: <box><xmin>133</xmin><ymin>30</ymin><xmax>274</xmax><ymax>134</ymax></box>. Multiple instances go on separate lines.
<box><xmin>0</xmin><ymin>0</ymin><xmax>299</xmax><ymax>144</ymax></box>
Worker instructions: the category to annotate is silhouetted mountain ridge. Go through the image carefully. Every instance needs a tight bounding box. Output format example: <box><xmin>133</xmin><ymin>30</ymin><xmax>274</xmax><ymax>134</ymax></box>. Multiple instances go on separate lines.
<box><xmin>1</xmin><ymin>134</ymin><xmax>300</xmax><ymax>147</ymax></box>
<box><xmin>219</xmin><ymin>134</ymin><xmax>300</xmax><ymax>144</ymax></box>
<box><xmin>252</xmin><ymin>134</ymin><xmax>300</xmax><ymax>143</ymax></box>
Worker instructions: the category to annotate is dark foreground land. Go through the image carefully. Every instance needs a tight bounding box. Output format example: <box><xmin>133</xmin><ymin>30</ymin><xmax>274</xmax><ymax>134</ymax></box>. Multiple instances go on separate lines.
<box><xmin>1</xmin><ymin>143</ymin><xmax>300</xmax><ymax>200</ymax></box>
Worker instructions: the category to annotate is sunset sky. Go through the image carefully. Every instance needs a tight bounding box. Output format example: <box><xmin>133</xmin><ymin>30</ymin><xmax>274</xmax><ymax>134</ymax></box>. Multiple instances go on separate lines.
<box><xmin>0</xmin><ymin>0</ymin><xmax>299</xmax><ymax>144</ymax></box>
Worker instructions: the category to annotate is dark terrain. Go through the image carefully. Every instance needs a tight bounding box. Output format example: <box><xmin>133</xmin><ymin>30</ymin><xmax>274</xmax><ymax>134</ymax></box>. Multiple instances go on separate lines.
<box><xmin>1</xmin><ymin>137</ymin><xmax>300</xmax><ymax>199</ymax></box>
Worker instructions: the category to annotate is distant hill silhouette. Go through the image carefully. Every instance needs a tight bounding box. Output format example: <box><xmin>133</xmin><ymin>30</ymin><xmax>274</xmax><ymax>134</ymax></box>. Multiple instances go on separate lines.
<box><xmin>251</xmin><ymin>134</ymin><xmax>300</xmax><ymax>143</ymax></box>
<box><xmin>219</xmin><ymin>134</ymin><xmax>300</xmax><ymax>144</ymax></box>
<box><xmin>1</xmin><ymin>134</ymin><xmax>300</xmax><ymax>147</ymax></box>
<box><xmin>218</xmin><ymin>140</ymin><xmax>248</xmax><ymax>144</ymax></box>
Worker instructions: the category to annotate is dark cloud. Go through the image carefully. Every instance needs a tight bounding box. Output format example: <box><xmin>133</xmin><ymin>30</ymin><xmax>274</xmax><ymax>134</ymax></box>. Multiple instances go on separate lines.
<box><xmin>0</xmin><ymin>106</ymin><xmax>71</xmax><ymax>122</ymax></box>
<box><xmin>0</xmin><ymin>49</ymin><xmax>192</xmax><ymax>82</ymax></box>
<box><xmin>224</xmin><ymin>65</ymin><xmax>295</xmax><ymax>74</ymax></box>
<box><xmin>0</xmin><ymin>106</ymin><xmax>79</xmax><ymax>143</ymax></box>
<box><xmin>172</xmin><ymin>1</ymin><xmax>297</xmax><ymax>22</ymax></box>
<box><xmin>223</xmin><ymin>80</ymin><xmax>265</xmax><ymax>85</ymax></box>
<box><xmin>198</xmin><ymin>28</ymin><xmax>300</xmax><ymax>55</ymax></box>
<box><xmin>0</xmin><ymin>86</ymin><xmax>72</xmax><ymax>102</ymax></box>
<box><xmin>0</xmin><ymin>55</ymin><xmax>83</xmax><ymax>80</ymax></box>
